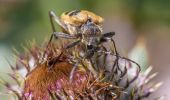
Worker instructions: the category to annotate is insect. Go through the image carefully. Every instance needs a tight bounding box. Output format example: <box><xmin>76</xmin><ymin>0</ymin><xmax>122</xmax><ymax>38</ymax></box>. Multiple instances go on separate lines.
<box><xmin>48</xmin><ymin>10</ymin><xmax>115</xmax><ymax>58</ymax></box>
<box><xmin>47</xmin><ymin>10</ymin><xmax>118</xmax><ymax>80</ymax></box>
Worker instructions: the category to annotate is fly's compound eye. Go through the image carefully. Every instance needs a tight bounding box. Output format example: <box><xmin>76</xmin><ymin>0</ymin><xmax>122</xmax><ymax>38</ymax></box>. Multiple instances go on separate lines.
<box><xmin>87</xmin><ymin>45</ymin><xmax>93</xmax><ymax>50</ymax></box>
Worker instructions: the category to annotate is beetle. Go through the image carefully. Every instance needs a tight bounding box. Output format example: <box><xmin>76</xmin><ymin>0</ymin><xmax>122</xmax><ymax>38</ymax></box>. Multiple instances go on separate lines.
<box><xmin>48</xmin><ymin>10</ymin><xmax>116</xmax><ymax>58</ymax></box>
<box><xmin>47</xmin><ymin>10</ymin><xmax>117</xmax><ymax>80</ymax></box>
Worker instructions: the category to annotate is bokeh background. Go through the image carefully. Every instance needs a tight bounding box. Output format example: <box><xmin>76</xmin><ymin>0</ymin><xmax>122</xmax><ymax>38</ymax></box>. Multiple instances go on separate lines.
<box><xmin>0</xmin><ymin>0</ymin><xmax>170</xmax><ymax>99</ymax></box>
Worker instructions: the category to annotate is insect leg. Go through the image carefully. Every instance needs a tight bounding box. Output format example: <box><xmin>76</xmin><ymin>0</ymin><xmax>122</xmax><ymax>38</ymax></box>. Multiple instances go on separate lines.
<box><xmin>97</xmin><ymin>48</ymin><xmax>141</xmax><ymax>82</ymax></box>
<box><xmin>47</xmin><ymin>52</ymin><xmax>63</xmax><ymax>69</ymax></box>
<box><xmin>53</xmin><ymin>32</ymin><xmax>78</xmax><ymax>39</ymax></box>
<box><xmin>47</xmin><ymin>39</ymin><xmax>80</xmax><ymax>68</ymax></box>
<box><xmin>49</xmin><ymin>11</ymin><xmax>68</xmax><ymax>32</ymax></box>
<box><xmin>99</xmin><ymin>32</ymin><xmax>115</xmax><ymax>43</ymax></box>
<box><xmin>64</xmin><ymin>40</ymin><xmax>81</xmax><ymax>49</ymax></box>
<box><xmin>102</xmin><ymin>32</ymin><xmax>115</xmax><ymax>38</ymax></box>
<box><xmin>42</xmin><ymin>12</ymin><xmax>58</xmax><ymax>62</ymax></box>
<box><xmin>49</xmin><ymin>11</ymin><xmax>57</xmax><ymax>35</ymax></box>
<box><xmin>102</xmin><ymin>38</ymin><xmax>121</xmax><ymax>81</ymax></box>
<box><xmin>110</xmin><ymin>38</ymin><xmax>118</xmax><ymax>55</ymax></box>
<box><xmin>47</xmin><ymin>11</ymin><xmax>69</xmax><ymax>45</ymax></box>
<box><xmin>47</xmin><ymin>11</ymin><xmax>58</xmax><ymax>45</ymax></box>
<box><xmin>100</xmin><ymin>32</ymin><xmax>118</xmax><ymax>55</ymax></box>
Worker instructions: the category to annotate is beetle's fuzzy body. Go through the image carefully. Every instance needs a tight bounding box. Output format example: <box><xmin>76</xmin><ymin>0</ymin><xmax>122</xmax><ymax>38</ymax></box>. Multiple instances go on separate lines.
<box><xmin>59</xmin><ymin>10</ymin><xmax>104</xmax><ymax>49</ymax></box>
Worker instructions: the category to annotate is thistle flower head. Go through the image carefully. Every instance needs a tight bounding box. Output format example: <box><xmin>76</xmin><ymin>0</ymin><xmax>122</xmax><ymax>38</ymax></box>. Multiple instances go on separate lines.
<box><xmin>0</xmin><ymin>41</ymin><xmax>162</xmax><ymax>100</ymax></box>
<box><xmin>0</xmin><ymin>43</ymin><xmax>116</xmax><ymax>99</ymax></box>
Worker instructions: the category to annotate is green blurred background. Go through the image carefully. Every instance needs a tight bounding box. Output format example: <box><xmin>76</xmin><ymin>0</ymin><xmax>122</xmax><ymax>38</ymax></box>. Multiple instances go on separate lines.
<box><xmin>0</xmin><ymin>0</ymin><xmax>170</xmax><ymax>99</ymax></box>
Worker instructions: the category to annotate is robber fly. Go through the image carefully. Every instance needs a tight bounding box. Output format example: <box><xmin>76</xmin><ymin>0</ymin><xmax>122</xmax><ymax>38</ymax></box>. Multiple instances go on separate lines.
<box><xmin>47</xmin><ymin>10</ymin><xmax>117</xmax><ymax>80</ymax></box>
